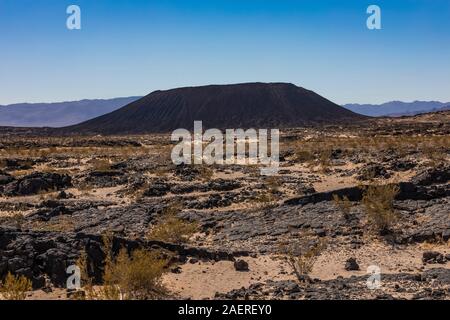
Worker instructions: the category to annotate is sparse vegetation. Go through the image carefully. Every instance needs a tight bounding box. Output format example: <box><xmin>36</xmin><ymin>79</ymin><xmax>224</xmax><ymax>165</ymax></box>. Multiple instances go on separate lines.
<box><xmin>362</xmin><ymin>184</ymin><xmax>400</xmax><ymax>233</ymax></box>
<box><xmin>147</xmin><ymin>205</ymin><xmax>198</xmax><ymax>244</ymax></box>
<box><xmin>0</xmin><ymin>214</ymin><xmax>25</xmax><ymax>229</ymax></box>
<box><xmin>0</xmin><ymin>112</ymin><xmax>448</xmax><ymax>300</ymax></box>
<box><xmin>286</xmin><ymin>134</ymin><xmax>450</xmax><ymax>166</ymax></box>
<box><xmin>0</xmin><ymin>272</ymin><xmax>32</xmax><ymax>300</ymax></box>
<box><xmin>264</xmin><ymin>176</ymin><xmax>281</xmax><ymax>194</ymax></box>
<box><xmin>198</xmin><ymin>166</ymin><xmax>214</xmax><ymax>181</ymax></box>
<box><xmin>294</xmin><ymin>150</ymin><xmax>315</xmax><ymax>163</ymax></box>
<box><xmin>90</xmin><ymin>158</ymin><xmax>112</xmax><ymax>172</ymax></box>
<box><xmin>78</xmin><ymin>234</ymin><xmax>169</xmax><ymax>300</ymax></box>
<box><xmin>332</xmin><ymin>194</ymin><xmax>352</xmax><ymax>220</ymax></box>
<box><xmin>30</xmin><ymin>215</ymin><xmax>75</xmax><ymax>232</ymax></box>
<box><xmin>288</xmin><ymin>239</ymin><xmax>327</xmax><ymax>281</ymax></box>
<box><xmin>318</xmin><ymin>148</ymin><xmax>332</xmax><ymax>172</ymax></box>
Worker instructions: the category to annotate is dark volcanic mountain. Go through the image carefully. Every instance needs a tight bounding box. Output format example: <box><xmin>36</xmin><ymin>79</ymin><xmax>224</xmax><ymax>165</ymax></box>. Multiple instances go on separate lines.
<box><xmin>62</xmin><ymin>83</ymin><xmax>365</xmax><ymax>134</ymax></box>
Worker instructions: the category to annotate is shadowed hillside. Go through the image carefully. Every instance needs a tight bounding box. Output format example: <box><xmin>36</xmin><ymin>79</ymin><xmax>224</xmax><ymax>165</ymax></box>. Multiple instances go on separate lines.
<box><xmin>62</xmin><ymin>83</ymin><xmax>366</xmax><ymax>134</ymax></box>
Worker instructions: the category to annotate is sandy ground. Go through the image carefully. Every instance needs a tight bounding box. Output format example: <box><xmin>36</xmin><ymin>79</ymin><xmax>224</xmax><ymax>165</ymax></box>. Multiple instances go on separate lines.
<box><xmin>162</xmin><ymin>242</ymin><xmax>449</xmax><ymax>299</ymax></box>
<box><xmin>163</xmin><ymin>256</ymin><xmax>294</xmax><ymax>299</ymax></box>
<box><xmin>311</xmin><ymin>242</ymin><xmax>450</xmax><ymax>280</ymax></box>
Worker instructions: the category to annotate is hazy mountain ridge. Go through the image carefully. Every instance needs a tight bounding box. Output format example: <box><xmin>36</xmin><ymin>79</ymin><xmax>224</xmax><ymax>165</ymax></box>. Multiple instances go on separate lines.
<box><xmin>0</xmin><ymin>97</ymin><xmax>142</xmax><ymax>127</ymax></box>
<box><xmin>343</xmin><ymin>101</ymin><xmax>450</xmax><ymax>117</ymax></box>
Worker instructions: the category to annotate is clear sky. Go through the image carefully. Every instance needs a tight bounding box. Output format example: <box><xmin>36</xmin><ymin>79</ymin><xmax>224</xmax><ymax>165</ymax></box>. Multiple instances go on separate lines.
<box><xmin>1</xmin><ymin>0</ymin><xmax>449</xmax><ymax>105</ymax></box>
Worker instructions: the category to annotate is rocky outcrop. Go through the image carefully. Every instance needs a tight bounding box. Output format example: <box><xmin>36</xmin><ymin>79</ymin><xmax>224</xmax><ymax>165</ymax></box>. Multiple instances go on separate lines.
<box><xmin>215</xmin><ymin>269</ymin><xmax>450</xmax><ymax>300</ymax></box>
<box><xmin>1</xmin><ymin>172</ymin><xmax>72</xmax><ymax>196</ymax></box>
<box><xmin>0</xmin><ymin>227</ymin><xmax>241</xmax><ymax>289</ymax></box>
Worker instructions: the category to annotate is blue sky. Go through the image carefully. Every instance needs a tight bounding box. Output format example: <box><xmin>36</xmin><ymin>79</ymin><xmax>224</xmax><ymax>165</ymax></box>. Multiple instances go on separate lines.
<box><xmin>0</xmin><ymin>0</ymin><xmax>449</xmax><ymax>105</ymax></box>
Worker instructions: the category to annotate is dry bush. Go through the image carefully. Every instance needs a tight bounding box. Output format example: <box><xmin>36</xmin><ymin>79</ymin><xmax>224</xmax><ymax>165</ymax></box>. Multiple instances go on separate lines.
<box><xmin>318</xmin><ymin>148</ymin><xmax>332</xmax><ymax>171</ymax></box>
<box><xmin>9</xmin><ymin>169</ymin><xmax>33</xmax><ymax>177</ymax></box>
<box><xmin>198</xmin><ymin>166</ymin><xmax>213</xmax><ymax>181</ymax></box>
<box><xmin>362</xmin><ymin>184</ymin><xmax>400</xmax><ymax>233</ymax></box>
<box><xmin>0</xmin><ymin>272</ymin><xmax>32</xmax><ymax>300</ymax></box>
<box><xmin>288</xmin><ymin>239</ymin><xmax>327</xmax><ymax>280</ymax></box>
<box><xmin>424</xmin><ymin>147</ymin><xmax>448</xmax><ymax>166</ymax></box>
<box><xmin>0</xmin><ymin>214</ymin><xmax>25</xmax><ymax>229</ymax></box>
<box><xmin>332</xmin><ymin>194</ymin><xmax>352</xmax><ymax>220</ymax></box>
<box><xmin>30</xmin><ymin>216</ymin><xmax>75</xmax><ymax>232</ymax></box>
<box><xmin>287</xmin><ymin>135</ymin><xmax>449</xmax><ymax>165</ymax></box>
<box><xmin>294</xmin><ymin>150</ymin><xmax>315</xmax><ymax>163</ymax></box>
<box><xmin>264</xmin><ymin>176</ymin><xmax>281</xmax><ymax>193</ymax></box>
<box><xmin>151</xmin><ymin>166</ymin><xmax>170</xmax><ymax>177</ymax></box>
<box><xmin>147</xmin><ymin>206</ymin><xmax>198</xmax><ymax>244</ymax></box>
<box><xmin>79</xmin><ymin>234</ymin><xmax>169</xmax><ymax>300</ymax></box>
<box><xmin>251</xmin><ymin>192</ymin><xmax>277</xmax><ymax>207</ymax></box>
<box><xmin>77</xmin><ymin>181</ymin><xmax>94</xmax><ymax>196</ymax></box>
<box><xmin>90</xmin><ymin>158</ymin><xmax>112</xmax><ymax>172</ymax></box>
<box><xmin>103</xmin><ymin>248</ymin><xmax>168</xmax><ymax>300</ymax></box>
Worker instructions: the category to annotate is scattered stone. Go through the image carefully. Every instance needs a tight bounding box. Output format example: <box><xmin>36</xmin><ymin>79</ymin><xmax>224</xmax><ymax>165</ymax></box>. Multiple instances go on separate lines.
<box><xmin>357</xmin><ymin>163</ymin><xmax>391</xmax><ymax>180</ymax></box>
<box><xmin>171</xmin><ymin>266</ymin><xmax>182</xmax><ymax>274</ymax></box>
<box><xmin>422</xmin><ymin>251</ymin><xmax>445</xmax><ymax>264</ymax></box>
<box><xmin>189</xmin><ymin>258</ymin><xmax>199</xmax><ymax>264</ymax></box>
<box><xmin>143</xmin><ymin>181</ymin><xmax>171</xmax><ymax>197</ymax></box>
<box><xmin>234</xmin><ymin>259</ymin><xmax>249</xmax><ymax>271</ymax></box>
<box><xmin>345</xmin><ymin>258</ymin><xmax>360</xmax><ymax>271</ymax></box>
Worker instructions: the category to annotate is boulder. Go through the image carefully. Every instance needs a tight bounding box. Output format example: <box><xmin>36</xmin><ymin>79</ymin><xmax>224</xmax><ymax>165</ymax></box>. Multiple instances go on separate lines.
<box><xmin>234</xmin><ymin>259</ymin><xmax>249</xmax><ymax>271</ymax></box>
<box><xmin>344</xmin><ymin>258</ymin><xmax>360</xmax><ymax>271</ymax></box>
<box><xmin>422</xmin><ymin>251</ymin><xmax>445</xmax><ymax>264</ymax></box>
<box><xmin>5</xmin><ymin>172</ymin><xmax>72</xmax><ymax>196</ymax></box>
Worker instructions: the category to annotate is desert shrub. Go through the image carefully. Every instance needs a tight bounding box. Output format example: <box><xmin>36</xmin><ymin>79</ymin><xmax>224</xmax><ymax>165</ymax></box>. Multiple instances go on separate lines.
<box><xmin>90</xmin><ymin>158</ymin><xmax>112</xmax><ymax>172</ymax></box>
<box><xmin>318</xmin><ymin>148</ymin><xmax>332</xmax><ymax>170</ymax></box>
<box><xmin>332</xmin><ymin>194</ymin><xmax>352</xmax><ymax>220</ymax></box>
<box><xmin>264</xmin><ymin>176</ymin><xmax>281</xmax><ymax>193</ymax></box>
<box><xmin>77</xmin><ymin>181</ymin><xmax>94</xmax><ymax>196</ymax></box>
<box><xmin>151</xmin><ymin>166</ymin><xmax>170</xmax><ymax>177</ymax></box>
<box><xmin>79</xmin><ymin>234</ymin><xmax>169</xmax><ymax>300</ymax></box>
<box><xmin>0</xmin><ymin>214</ymin><xmax>25</xmax><ymax>229</ymax></box>
<box><xmin>147</xmin><ymin>207</ymin><xmax>198</xmax><ymax>244</ymax></box>
<box><xmin>30</xmin><ymin>215</ymin><xmax>75</xmax><ymax>232</ymax></box>
<box><xmin>288</xmin><ymin>239</ymin><xmax>327</xmax><ymax>280</ymax></box>
<box><xmin>198</xmin><ymin>166</ymin><xmax>213</xmax><ymax>181</ymax></box>
<box><xmin>0</xmin><ymin>272</ymin><xmax>32</xmax><ymax>300</ymax></box>
<box><xmin>295</xmin><ymin>150</ymin><xmax>315</xmax><ymax>163</ymax></box>
<box><xmin>362</xmin><ymin>184</ymin><xmax>399</xmax><ymax>233</ymax></box>
<box><xmin>104</xmin><ymin>248</ymin><xmax>168</xmax><ymax>300</ymax></box>
<box><xmin>252</xmin><ymin>192</ymin><xmax>277</xmax><ymax>206</ymax></box>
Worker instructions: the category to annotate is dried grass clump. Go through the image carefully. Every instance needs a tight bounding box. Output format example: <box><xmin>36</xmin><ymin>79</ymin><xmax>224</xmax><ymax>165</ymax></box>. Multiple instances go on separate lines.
<box><xmin>288</xmin><ymin>239</ymin><xmax>327</xmax><ymax>280</ymax></box>
<box><xmin>362</xmin><ymin>184</ymin><xmax>399</xmax><ymax>233</ymax></box>
<box><xmin>79</xmin><ymin>235</ymin><xmax>169</xmax><ymax>300</ymax></box>
<box><xmin>0</xmin><ymin>272</ymin><xmax>32</xmax><ymax>300</ymax></box>
<box><xmin>332</xmin><ymin>194</ymin><xmax>352</xmax><ymax>220</ymax></box>
<box><xmin>0</xmin><ymin>214</ymin><xmax>25</xmax><ymax>229</ymax></box>
<box><xmin>90</xmin><ymin>158</ymin><xmax>112</xmax><ymax>172</ymax></box>
<box><xmin>147</xmin><ymin>205</ymin><xmax>198</xmax><ymax>244</ymax></box>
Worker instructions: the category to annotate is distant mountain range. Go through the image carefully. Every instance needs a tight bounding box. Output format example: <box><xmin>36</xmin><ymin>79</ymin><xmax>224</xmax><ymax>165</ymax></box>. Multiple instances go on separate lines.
<box><xmin>61</xmin><ymin>83</ymin><xmax>364</xmax><ymax>134</ymax></box>
<box><xmin>343</xmin><ymin>101</ymin><xmax>450</xmax><ymax>117</ymax></box>
<box><xmin>1</xmin><ymin>93</ymin><xmax>449</xmax><ymax>129</ymax></box>
<box><xmin>0</xmin><ymin>97</ymin><xmax>141</xmax><ymax>127</ymax></box>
